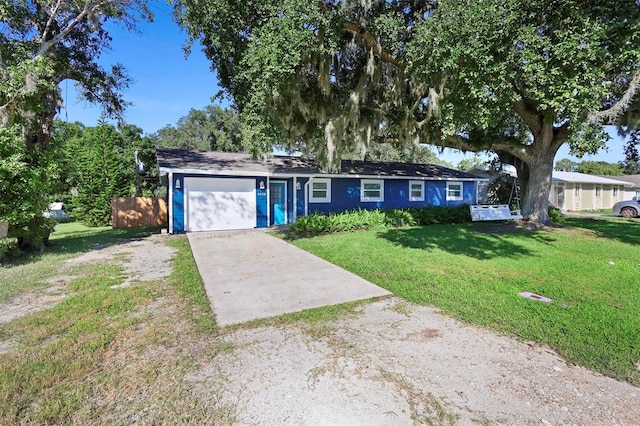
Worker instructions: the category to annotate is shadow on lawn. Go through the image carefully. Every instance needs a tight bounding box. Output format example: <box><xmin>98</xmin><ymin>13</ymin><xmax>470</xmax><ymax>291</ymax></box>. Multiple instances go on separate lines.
<box><xmin>565</xmin><ymin>217</ymin><xmax>640</xmax><ymax>246</ymax></box>
<box><xmin>377</xmin><ymin>224</ymin><xmax>556</xmax><ymax>260</ymax></box>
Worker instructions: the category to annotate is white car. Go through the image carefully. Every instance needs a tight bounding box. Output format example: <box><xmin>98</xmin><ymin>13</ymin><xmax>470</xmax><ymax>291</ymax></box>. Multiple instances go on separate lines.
<box><xmin>612</xmin><ymin>197</ymin><xmax>640</xmax><ymax>218</ymax></box>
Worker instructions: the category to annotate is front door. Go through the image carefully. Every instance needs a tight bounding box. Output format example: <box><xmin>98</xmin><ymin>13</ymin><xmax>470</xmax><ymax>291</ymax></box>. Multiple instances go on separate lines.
<box><xmin>269</xmin><ymin>181</ymin><xmax>286</xmax><ymax>225</ymax></box>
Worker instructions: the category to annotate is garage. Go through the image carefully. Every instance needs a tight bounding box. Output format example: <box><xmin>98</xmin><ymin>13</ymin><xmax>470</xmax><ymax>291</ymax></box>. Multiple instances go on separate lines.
<box><xmin>184</xmin><ymin>177</ymin><xmax>256</xmax><ymax>231</ymax></box>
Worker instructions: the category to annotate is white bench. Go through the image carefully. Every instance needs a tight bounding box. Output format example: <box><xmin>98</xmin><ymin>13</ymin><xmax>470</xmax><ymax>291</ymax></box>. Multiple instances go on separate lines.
<box><xmin>470</xmin><ymin>204</ymin><xmax>523</xmax><ymax>221</ymax></box>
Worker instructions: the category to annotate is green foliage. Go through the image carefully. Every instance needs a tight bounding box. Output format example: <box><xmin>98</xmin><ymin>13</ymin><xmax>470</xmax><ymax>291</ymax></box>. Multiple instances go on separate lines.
<box><xmin>290</xmin><ymin>205</ymin><xmax>470</xmax><ymax>234</ymax></box>
<box><xmin>363</xmin><ymin>143</ymin><xmax>452</xmax><ymax>167</ymax></box>
<box><xmin>65</xmin><ymin>120</ymin><xmax>135</xmax><ymax>226</ymax></box>
<box><xmin>486</xmin><ymin>174</ymin><xmax>520</xmax><ymax>208</ymax></box>
<box><xmin>576</xmin><ymin>161</ymin><xmax>623</xmax><ymax>176</ymax></box>
<box><xmin>151</xmin><ymin>105</ymin><xmax>245</xmax><ymax>152</ymax></box>
<box><xmin>548</xmin><ymin>205</ymin><xmax>567</xmax><ymax>225</ymax></box>
<box><xmin>0</xmin><ymin>126</ymin><xmax>63</xmax><ymax>252</ymax></box>
<box><xmin>554</xmin><ymin>158</ymin><xmax>578</xmax><ymax>172</ymax></box>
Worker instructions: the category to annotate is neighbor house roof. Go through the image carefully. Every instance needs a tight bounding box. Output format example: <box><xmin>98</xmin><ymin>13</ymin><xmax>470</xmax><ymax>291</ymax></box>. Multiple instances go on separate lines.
<box><xmin>156</xmin><ymin>148</ymin><xmax>484</xmax><ymax>181</ymax></box>
<box><xmin>599</xmin><ymin>174</ymin><xmax>640</xmax><ymax>188</ymax></box>
<box><xmin>552</xmin><ymin>171</ymin><xmax>634</xmax><ymax>186</ymax></box>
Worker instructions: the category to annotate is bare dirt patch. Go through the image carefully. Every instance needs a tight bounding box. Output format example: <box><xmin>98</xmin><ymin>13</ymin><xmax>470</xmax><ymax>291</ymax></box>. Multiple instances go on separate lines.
<box><xmin>0</xmin><ymin>234</ymin><xmax>176</xmax><ymax>326</ymax></box>
<box><xmin>188</xmin><ymin>299</ymin><xmax>639</xmax><ymax>425</ymax></box>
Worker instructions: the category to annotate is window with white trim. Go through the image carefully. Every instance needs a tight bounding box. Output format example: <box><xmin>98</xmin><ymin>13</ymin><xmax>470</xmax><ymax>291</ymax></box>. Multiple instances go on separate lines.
<box><xmin>446</xmin><ymin>181</ymin><xmax>463</xmax><ymax>201</ymax></box>
<box><xmin>309</xmin><ymin>178</ymin><xmax>331</xmax><ymax>203</ymax></box>
<box><xmin>574</xmin><ymin>184</ymin><xmax>580</xmax><ymax>196</ymax></box>
<box><xmin>361</xmin><ymin>179</ymin><xmax>384</xmax><ymax>202</ymax></box>
<box><xmin>613</xmin><ymin>187</ymin><xmax>618</xmax><ymax>197</ymax></box>
<box><xmin>409</xmin><ymin>181</ymin><xmax>424</xmax><ymax>201</ymax></box>
<box><xmin>595</xmin><ymin>186</ymin><xmax>602</xmax><ymax>197</ymax></box>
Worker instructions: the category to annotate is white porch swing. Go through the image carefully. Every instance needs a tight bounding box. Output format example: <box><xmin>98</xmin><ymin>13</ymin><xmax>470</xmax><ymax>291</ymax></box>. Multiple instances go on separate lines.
<box><xmin>470</xmin><ymin>178</ymin><xmax>523</xmax><ymax>221</ymax></box>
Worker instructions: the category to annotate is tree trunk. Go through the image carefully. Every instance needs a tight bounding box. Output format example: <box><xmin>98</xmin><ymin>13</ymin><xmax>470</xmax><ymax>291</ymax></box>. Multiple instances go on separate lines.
<box><xmin>497</xmin><ymin>134</ymin><xmax>562</xmax><ymax>226</ymax></box>
<box><xmin>519</xmin><ymin>155</ymin><xmax>555</xmax><ymax>225</ymax></box>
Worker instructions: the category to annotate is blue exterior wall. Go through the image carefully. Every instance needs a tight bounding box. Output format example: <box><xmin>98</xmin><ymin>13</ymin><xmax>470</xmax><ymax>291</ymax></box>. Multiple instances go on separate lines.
<box><xmin>169</xmin><ymin>173</ymin><xmax>478</xmax><ymax>232</ymax></box>
<box><xmin>172</xmin><ymin>174</ymin><xmax>185</xmax><ymax>233</ymax></box>
<box><xmin>307</xmin><ymin>178</ymin><xmax>476</xmax><ymax>215</ymax></box>
<box><xmin>256</xmin><ymin>178</ymin><xmax>268</xmax><ymax>228</ymax></box>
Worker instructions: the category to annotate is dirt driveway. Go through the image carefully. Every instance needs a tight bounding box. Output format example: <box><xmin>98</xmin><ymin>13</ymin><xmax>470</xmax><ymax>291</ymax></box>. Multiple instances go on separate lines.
<box><xmin>2</xmin><ymin>233</ymin><xmax>639</xmax><ymax>425</ymax></box>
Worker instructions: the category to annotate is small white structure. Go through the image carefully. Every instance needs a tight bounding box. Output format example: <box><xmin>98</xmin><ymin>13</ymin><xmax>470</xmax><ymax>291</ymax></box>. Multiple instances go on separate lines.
<box><xmin>470</xmin><ymin>204</ymin><xmax>523</xmax><ymax>221</ymax></box>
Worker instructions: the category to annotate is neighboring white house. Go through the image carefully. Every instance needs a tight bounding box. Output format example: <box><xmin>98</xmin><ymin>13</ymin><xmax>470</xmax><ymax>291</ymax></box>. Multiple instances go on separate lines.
<box><xmin>604</xmin><ymin>174</ymin><xmax>640</xmax><ymax>200</ymax></box>
<box><xmin>550</xmin><ymin>172</ymin><xmax>633</xmax><ymax>211</ymax></box>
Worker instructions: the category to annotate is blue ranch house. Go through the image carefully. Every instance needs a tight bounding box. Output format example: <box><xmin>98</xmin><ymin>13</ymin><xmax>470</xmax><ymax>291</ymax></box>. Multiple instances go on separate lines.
<box><xmin>156</xmin><ymin>148</ymin><xmax>485</xmax><ymax>233</ymax></box>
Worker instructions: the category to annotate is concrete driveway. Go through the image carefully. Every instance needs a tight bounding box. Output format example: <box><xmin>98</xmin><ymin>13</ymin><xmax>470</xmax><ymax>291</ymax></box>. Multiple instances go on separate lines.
<box><xmin>187</xmin><ymin>230</ymin><xmax>391</xmax><ymax>326</ymax></box>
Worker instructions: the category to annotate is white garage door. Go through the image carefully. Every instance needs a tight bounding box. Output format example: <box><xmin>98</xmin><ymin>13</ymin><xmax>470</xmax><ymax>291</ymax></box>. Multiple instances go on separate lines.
<box><xmin>185</xmin><ymin>178</ymin><xmax>256</xmax><ymax>231</ymax></box>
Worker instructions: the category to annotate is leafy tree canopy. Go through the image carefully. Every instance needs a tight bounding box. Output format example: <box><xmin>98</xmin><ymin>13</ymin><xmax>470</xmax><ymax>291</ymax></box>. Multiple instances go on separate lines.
<box><xmin>1</xmin><ymin>0</ymin><xmax>153</xmax><ymax>146</ymax></box>
<box><xmin>554</xmin><ymin>158</ymin><xmax>579</xmax><ymax>172</ymax></box>
<box><xmin>60</xmin><ymin>119</ymin><xmax>160</xmax><ymax>226</ymax></box>
<box><xmin>1</xmin><ymin>0</ymin><xmax>152</xmax><ymax>248</ymax></box>
<box><xmin>151</xmin><ymin>105</ymin><xmax>244</xmax><ymax>152</ymax></box>
<box><xmin>177</xmin><ymin>0</ymin><xmax>640</xmax><ymax>224</ymax></box>
<box><xmin>575</xmin><ymin>161</ymin><xmax>623</xmax><ymax>176</ymax></box>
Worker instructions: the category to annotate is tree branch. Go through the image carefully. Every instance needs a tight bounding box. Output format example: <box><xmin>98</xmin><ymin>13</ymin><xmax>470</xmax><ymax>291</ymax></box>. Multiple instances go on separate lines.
<box><xmin>588</xmin><ymin>69</ymin><xmax>640</xmax><ymax>125</ymax></box>
<box><xmin>424</xmin><ymin>129</ymin><xmax>532</xmax><ymax>163</ymax></box>
<box><xmin>342</xmin><ymin>22</ymin><xmax>407</xmax><ymax>69</ymax></box>
<box><xmin>41</xmin><ymin>0</ymin><xmax>64</xmax><ymax>46</ymax></box>
<box><xmin>318</xmin><ymin>1</ymin><xmax>406</xmax><ymax>69</ymax></box>
<box><xmin>512</xmin><ymin>99</ymin><xmax>542</xmax><ymax>135</ymax></box>
<box><xmin>37</xmin><ymin>0</ymin><xmax>112</xmax><ymax>57</ymax></box>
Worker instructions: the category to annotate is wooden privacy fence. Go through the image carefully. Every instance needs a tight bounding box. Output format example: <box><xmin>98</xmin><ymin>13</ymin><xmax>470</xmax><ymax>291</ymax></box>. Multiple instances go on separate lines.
<box><xmin>111</xmin><ymin>197</ymin><xmax>167</xmax><ymax>229</ymax></box>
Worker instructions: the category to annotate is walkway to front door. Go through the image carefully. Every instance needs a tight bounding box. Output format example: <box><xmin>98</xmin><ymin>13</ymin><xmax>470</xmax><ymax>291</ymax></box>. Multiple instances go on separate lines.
<box><xmin>269</xmin><ymin>181</ymin><xmax>286</xmax><ymax>225</ymax></box>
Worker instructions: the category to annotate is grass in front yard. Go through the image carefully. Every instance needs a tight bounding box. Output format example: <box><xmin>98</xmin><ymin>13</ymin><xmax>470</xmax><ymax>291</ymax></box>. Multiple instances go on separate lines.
<box><xmin>0</xmin><ymin>226</ymin><xmax>236</xmax><ymax>424</ymax></box>
<box><xmin>0</xmin><ymin>222</ymin><xmax>161</xmax><ymax>302</ymax></box>
<box><xmin>286</xmin><ymin>217</ymin><xmax>640</xmax><ymax>385</ymax></box>
<box><xmin>0</xmin><ymin>263</ymin><xmax>161</xmax><ymax>422</ymax></box>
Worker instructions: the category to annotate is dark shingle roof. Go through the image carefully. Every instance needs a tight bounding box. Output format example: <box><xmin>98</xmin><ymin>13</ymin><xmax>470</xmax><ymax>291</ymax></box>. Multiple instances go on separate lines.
<box><xmin>156</xmin><ymin>148</ymin><xmax>481</xmax><ymax>180</ymax></box>
<box><xmin>156</xmin><ymin>148</ymin><xmax>322</xmax><ymax>174</ymax></box>
<box><xmin>339</xmin><ymin>159</ymin><xmax>478</xmax><ymax>179</ymax></box>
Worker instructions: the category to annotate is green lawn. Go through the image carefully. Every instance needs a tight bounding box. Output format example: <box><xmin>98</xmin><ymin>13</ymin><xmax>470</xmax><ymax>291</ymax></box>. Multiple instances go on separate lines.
<box><xmin>285</xmin><ymin>217</ymin><xmax>640</xmax><ymax>385</ymax></box>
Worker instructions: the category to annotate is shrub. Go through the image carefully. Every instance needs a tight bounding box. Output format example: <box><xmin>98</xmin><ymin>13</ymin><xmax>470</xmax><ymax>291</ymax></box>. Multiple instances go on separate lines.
<box><xmin>290</xmin><ymin>205</ymin><xmax>471</xmax><ymax>234</ymax></box>
<box><xmin>548</xmin><ymin>205</ymin><xmax>567</xmax><ymax>225</ymax></box>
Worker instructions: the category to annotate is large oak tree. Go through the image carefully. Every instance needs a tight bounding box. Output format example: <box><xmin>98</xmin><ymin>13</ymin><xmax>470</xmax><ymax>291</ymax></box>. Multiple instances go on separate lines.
<box><xmin>176</xmin><ymin>0</ymin><xmax>640</xmax><ymax>225</ymax></box>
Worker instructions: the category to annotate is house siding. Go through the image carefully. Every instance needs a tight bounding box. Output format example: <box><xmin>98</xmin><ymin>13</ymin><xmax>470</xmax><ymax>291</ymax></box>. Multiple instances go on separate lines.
<box><xmin>166</xmin><ymin>171</ymin><xmax>479</xmax><ymax>233</ymax></box>
<box><xmin>256</xmin><ymin>178</ymin><xmax>268</xmax><ymax>228</ymax></box>
<box><xmin>172</xmin><ymin>175</ymin><xmax>185</xmax><ymax>233</ymax></box>
<box><xmin>307</xmin><ymin>178</ymin><xmax>476</xmax><ymax>215</ymax></box>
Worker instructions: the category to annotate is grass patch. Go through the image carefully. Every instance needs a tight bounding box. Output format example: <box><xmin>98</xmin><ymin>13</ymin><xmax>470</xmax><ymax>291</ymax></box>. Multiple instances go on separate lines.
<box><xmin>0</xmin><ymin>262</ymin><xmax>161</xmax><ymax>423</ymax></box>
<box><xmin>166</xmin><ymin>236</ymin><xmax>217</xmax><ymax>333</ymax></box>
<box><xmin>230</xmin><ymin>298</ymin><xmax>372</xmax><ymax>332</ymax></box>
<box><xmin>0</xmin><ymin>225</ymin><xmax>236</xmax><ymax>424</ymax></box>
<box><xmin>0</xmin><ymin>222</ymin><xmax>162</xmax><ymax>302</ymax></box>
<box><xmin>285</xmin><ymin>217</ymin><xmax>640</xmax><ymax>385</ymax></box>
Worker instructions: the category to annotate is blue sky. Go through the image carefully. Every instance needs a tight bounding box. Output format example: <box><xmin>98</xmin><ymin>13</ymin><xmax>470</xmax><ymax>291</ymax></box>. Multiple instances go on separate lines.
<box><xmin>59</xmin><ymin>1</ymin><xmax>630</xmax><ymax>166</ymax></box>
